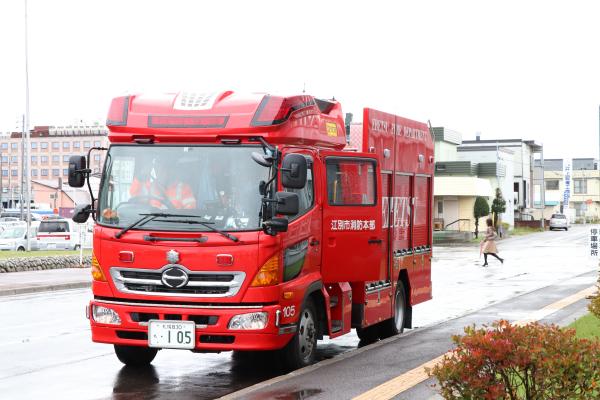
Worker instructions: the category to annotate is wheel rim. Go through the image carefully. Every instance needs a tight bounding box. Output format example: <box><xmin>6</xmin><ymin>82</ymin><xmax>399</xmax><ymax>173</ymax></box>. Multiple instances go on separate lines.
<box><xmin>298</xmin><ymin>308</ymin><xmax>316</xmax><ymax>362</ymax></box>
<box><xmin>394</xmin><ymin>290</ymin><xmax>404</xmax><ymax>331</ymax></box>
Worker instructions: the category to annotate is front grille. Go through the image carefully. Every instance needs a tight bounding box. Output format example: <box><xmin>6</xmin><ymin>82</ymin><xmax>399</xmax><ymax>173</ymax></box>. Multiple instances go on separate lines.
<box><xmin>200</xmin><ymin>335</ymin><xmax>235</xmax><ymax>344</ymax></box>
<box><xmin>124</xmin><ymin>283</ymin><xmax>229</xmax><ymax>295</ymax></box>
<box><xmin>110</xmin><ymin>266</ymin><xmax>245</xmax><ymax>298</ymax></box>
<box><xmin>116</xmin><ymin>331</ymin><xmax>148</xmax><ymax>340</ymax></box>
<box><xmin>129</xmin><ymin>312</ymin><xmax>218</xmax><ymax>325</ymax></box>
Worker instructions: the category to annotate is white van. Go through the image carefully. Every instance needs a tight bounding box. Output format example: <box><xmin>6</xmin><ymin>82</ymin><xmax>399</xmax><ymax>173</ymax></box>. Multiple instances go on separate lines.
<box><xmin>36</xmin><ymin>219</ymin><xmax>81</xmax><ymax>250</ymax></box>
<box><xmin>0</xmin><ymin>223</ymin><xmax>38</xmax><ymax>251</ymax></box>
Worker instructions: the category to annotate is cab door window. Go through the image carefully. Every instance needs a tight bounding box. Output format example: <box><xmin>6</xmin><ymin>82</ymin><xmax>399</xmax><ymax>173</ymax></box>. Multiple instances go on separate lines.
<box><xmin>285</xmin><ymin>157</ymin><xmax>314</xmax><ymax>218</ymax></box>
<box><xmin>326</xmin><ymin>158</ymin><xmax>376</xmax><ymax>206</ymax></box>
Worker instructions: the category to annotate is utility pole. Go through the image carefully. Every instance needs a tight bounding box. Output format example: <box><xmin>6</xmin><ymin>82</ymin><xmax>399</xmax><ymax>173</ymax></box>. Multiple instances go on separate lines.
<box><xmin>20</xmin><ymin>115</ymin><xmax>25</xmax><ymax>220</ymax></box>
<box><xmin>24</xmin><ymin>0</ymin><xmax>32</xmax><ymax>251</ymax></box>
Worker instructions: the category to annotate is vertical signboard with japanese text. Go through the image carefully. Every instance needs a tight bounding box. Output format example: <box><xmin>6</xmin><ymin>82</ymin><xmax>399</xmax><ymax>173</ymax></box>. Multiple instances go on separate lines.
<box><xmin>590</xmin><ymin>226</ymin><xmax>599</xmax><ymax>260</ymax></box>
<box><xmin>562</xmin><ymin>159</ymin><xmax>572</xmax><ymax>211</ymax></box>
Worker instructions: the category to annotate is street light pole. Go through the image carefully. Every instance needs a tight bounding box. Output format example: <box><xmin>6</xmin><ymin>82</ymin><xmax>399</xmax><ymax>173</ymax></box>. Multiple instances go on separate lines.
<box><xmin>24</xmin><ymin>0</ymin><xmax>32</xmax><ymax>251</ymax></box>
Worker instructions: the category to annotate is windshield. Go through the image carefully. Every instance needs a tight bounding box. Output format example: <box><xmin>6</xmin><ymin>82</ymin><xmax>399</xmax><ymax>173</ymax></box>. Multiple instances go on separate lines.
<box><xmin>97</xmin><ymin>145</ymin><xmax>270</xmax><ymax>232</ymax></box>
<box><xmin>0</xmin><ymin>227</ymin><xmax>25</xmax><ymax>239</ymax></box>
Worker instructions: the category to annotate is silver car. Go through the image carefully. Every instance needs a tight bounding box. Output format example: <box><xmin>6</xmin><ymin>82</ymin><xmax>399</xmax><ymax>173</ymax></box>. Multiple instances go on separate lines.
<box><xmin>0</xmin><ymin>224</ymin><xmax>38</xmax><ymax>251</ymax></box>
<box><xmin>549</xmin><ymin>213</ymin><xmax>569</xmax><ymax>231</ymax></box>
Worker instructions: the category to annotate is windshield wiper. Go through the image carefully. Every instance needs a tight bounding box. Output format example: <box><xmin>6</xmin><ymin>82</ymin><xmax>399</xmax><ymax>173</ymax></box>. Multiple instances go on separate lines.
<box><xmin>115</xmin><ymin>212</ymin><xmax>197</xmax><ymax>238</ymax></box>
<box><xmin>115</xmin><ymin>213</ymin><xmax>239</xmax><ymax>242</ymax></box>
<box><xmin>155</xmin><ymin>218</ymin><xmax>239</xmax><ymax>242</ymax></box>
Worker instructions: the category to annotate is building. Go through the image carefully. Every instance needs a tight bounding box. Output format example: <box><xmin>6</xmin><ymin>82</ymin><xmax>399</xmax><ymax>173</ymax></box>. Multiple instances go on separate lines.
<box><xmin>433</xmin><ymin>127</ymin><xmax>508</xmax><ymax>232</ymax></box>
<box><xmin>539</xmin><ymin>158</ymin><xmax>599</xmax><ymax>222</ymax></box>
<box><xmin>459</xmin><ymin>137</ymin><xmax>544</xmax><ymax>220</ymax></box>
<box><xmin>0</xmin><ymin>123</ymin><xmax>108</xmax><ymax>209</ymax></box>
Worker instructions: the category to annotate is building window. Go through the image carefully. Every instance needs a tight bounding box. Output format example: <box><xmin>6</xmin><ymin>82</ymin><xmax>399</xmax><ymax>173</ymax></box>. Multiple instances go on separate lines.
<box><xmin>1</xmin><ymin>143</ymin><xmax>7</xmax><ymax>150</ymax></box>
<box><xmin>10</xmin><ymin>156</ymin><xmax>17</xmax><ymax>163</ymax></box>
<box><xmin>31</xmin><ymin>169</ymin><xmax>38</xmax><ymax>177</ymax></box>
<box><xmin>52</xmin><ymin>142</ymin><xmax>60</xmax><ymax>149</ymax></box>
<box><xmin>11</xmin><ymin>169</ymin><xmax>17</xmax><ymax>177</ymax></box>
<box><xmin>94</xmin><ymin>141</ymin><xmax>101</xmax><ymax>147</ymax></box>
<box><xmin>574</xmin><ymin>179</ymin><xmax>587</xmax><ymax>194</ymax></box>
<box><xmin>73</xmin><ymin>141</ymin><xmax>80</xmax><ymax>149</ymax></box>
<box><xmin>83</xmin><ymin>141</ymin><xmax>91</xmax><ymax>149</ymax></box>
<box><xmin>31</xmin><ymin>155</ymin><xmax>37</xmax><ymax>164</ymax></box>
<box><xmin>545</xmin><ymin>180</ymin><xmax>559</xmax><ymax>190</ymax></box>
<box><xmin>41</xmin><ymin>169</ymin><xmax>48</xmax><ymax>176</ymax></box>
<box><xmin>63</xmin><ymin>169</ymin><xmax>68</xmax><ymax>176</ymax></box>
<box><xmin>52</xmin><ymin>155</ymin><xmax>59</xmax><ymax>163</ymax></box>
<box><xmin>1</xmin><ymin>156</ymin><xmax>7</xmax><ymax>163</ymax></box>
<box><xmin>94</xmin><ymin>154</ymin><xmax>101</xmax><ymax>161</ymax></box>
<box><xmin>31</xmin><ymin>142</ymin><xmax>37</xmax><ymax>149</ymax></box>
<box><xmin>41</xmin><ymin>142</ymin><xmax>48</xmax><ymax>149</ymax></box>
<box><xmin>63</xmin><ymin>155</ymin><xmax>70</xmax><ymax>162</ymax></box>
<box><xmin>41</xmin><ymin>156</ymin><xmax>48</xmax><ymax>163</ymax></box>
<box><xmin>11</xmin><ymin>142</ymin><xmax>18</xmax><ymax>150</ymax></box>
<box><xmin>52</xmin><ymin>169</ymin><xmax>60</xmax><ymax>176</ymax></box>
<box><xmin>63</xmin><ymin>142</ymin><xmax>70</xmax><ymax>150</ymax></box>
<box><xmin>2</xmin><ymin>170</ymin><xmax>7</xmax><ymax>177</ymax></box>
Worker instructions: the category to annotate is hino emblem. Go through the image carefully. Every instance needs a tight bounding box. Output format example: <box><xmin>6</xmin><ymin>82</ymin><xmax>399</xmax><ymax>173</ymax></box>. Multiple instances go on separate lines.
<box><xmin>161</xmin><ymin>267</ymin><xmax>189</xmax><ymax>288</ymax></box>
<box><xmin>166</xmin><ymin>250</ymin><xmax>180</xmax><ymax>264</ymax></box>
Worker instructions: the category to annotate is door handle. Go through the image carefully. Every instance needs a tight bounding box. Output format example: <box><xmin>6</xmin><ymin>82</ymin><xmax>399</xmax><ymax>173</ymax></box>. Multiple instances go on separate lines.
<box><xmin>368</xmin><ymin>239</ymin><xmax>383</xmax><ymax>244</ymax></box>
<box><xmin>309</xmin><ymin>238</ymin><xmax>320</xmax><ymax>246</ymax></box>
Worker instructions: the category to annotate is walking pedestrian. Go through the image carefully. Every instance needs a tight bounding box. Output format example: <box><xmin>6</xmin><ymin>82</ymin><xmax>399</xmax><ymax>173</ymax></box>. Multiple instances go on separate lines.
<box><xmin>482</xmin><ymin>218</ymin><xmax>504</xmax><ymax>267</ymax></box>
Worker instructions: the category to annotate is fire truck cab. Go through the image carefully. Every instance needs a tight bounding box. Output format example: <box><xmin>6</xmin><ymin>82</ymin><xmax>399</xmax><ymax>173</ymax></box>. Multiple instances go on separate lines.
<box><xmin>69</xmin><ymin>91</ymin><xmax>433</xmax><ymax>369</ymax></box>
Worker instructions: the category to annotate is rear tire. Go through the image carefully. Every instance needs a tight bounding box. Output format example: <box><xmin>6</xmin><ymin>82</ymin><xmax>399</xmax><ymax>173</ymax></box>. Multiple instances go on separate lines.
<box><xmin>74</xmin><ymin>245</ymin><xmax>81</xmax><ymax>250</ymax></box>
<box><xmin>114</xmin><ymin>345</ymin><xmax>158</xmax><ymax>366</ymax></box>
<box><xmin>379</xmin><ymin>281</ymin><xmax>406</xmax><ymax>339</ymax></box>
<box><xmin>17</xmin><ymin>246</ymin><xmax>25</xmax><ymax>252</ymax></box>
<box><xmin>280</xmin><ymin>298</ymin><xmax>318</xmax><ymax>370</ymax></box>
<box><xmin>356</xmin><ymin>325</ymin><xmax>379</xmax><ymax>343</ymax></box>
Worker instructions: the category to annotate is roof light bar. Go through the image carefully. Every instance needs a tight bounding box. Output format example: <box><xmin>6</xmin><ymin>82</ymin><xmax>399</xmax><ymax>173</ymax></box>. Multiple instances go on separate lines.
<box><xmin>250</xmin><ymin>95</ymin><xmax>316</xmax><ymax>127</ymax></box>
<box><xmin>147</xmin><ymin>115</ymin><xmax>229</xmax><ymax>129</ymax></box>
<box><xmin>106</xmin><ymin>96</ymin><xmax>130</xmax><ymax>127</ymax></box>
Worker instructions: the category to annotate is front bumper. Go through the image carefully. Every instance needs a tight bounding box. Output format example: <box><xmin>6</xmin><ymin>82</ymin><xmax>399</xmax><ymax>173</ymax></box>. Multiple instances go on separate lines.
<box><xmin>88</xmin><ymin>299</ymin><xmax>294</xmax><ymax>351</ymax></box>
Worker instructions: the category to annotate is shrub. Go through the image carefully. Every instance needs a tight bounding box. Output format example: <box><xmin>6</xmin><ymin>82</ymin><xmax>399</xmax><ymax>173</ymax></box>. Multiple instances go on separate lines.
<box><xmin>428</xmin><ymin>320</ymin><xmax>600</xmax><ymax>399</ymax></box>
<box><xmin>590</xmin><ymin>277</ymin><xmax>600</xmax><ymax>319</ymax></box>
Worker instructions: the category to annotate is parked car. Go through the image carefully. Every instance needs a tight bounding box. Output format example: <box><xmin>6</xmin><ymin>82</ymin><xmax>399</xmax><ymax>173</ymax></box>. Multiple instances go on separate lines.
<box><xmin>0</xmin><ymin>223</ymin><xmax>38</xmax><ymax>251</ymax></box>
<box><xmin>549</xmin><ymin>213</ymin><xmax>569</xmax><ymax>231</ymax></box>
<box><xmin>36</xmin><ymin>218</ymin><xmax>81</xmax><ymax>250</ymax></box>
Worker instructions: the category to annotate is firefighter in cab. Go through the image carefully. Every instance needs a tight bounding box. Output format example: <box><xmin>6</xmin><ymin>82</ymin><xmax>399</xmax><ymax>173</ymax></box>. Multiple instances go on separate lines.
<box><xmin>129</xmin><ymin>157</ymin><xmax>197</xmax><ymax>210</ymax></box>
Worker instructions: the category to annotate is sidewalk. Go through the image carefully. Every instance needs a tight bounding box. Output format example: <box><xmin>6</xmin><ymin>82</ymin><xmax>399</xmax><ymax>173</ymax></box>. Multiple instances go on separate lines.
<box><xmin>0</xmin><ymin>268</ymin><xmax>91</xmax><ymax>296</ymax></box>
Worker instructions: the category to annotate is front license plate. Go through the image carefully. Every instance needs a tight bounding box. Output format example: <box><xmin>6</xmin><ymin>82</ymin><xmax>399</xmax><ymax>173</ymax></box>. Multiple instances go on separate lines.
<box><xmin>148</xmin><ymin>320</ymin><xmax>195</xmax><ymax>349</ymax></box>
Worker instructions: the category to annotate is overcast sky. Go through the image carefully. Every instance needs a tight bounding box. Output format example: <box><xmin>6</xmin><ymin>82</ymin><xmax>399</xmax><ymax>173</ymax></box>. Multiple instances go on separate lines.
<box><xmin>1</xmin><ymin>0</ymin><xmax>599</xmax><ymax>159</ymax></box>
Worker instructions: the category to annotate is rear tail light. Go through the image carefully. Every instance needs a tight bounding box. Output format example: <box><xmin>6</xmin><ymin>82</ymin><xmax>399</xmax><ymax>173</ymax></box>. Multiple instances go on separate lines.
<box><xmin>250</xmin><ymin>95</ymin><xmax>316</xmax><ymax>126</ymax></box>
<box><xmin>65</xmin><ymin>235</ymin><xmax>70</xmax><ymax>240</ymax></box>
<box><xmin>106</xmin><ymin>96</ymin><xmax>130</xmax><ymax>126</ymax></box>
<box><xmin>148</xmin><ymin>115</ymin><xmax>228</xmax><ymax>128</ymax></box>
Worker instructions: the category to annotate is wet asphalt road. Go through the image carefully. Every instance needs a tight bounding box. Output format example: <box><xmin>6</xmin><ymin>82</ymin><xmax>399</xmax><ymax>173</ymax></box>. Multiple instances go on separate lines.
<box><xmin>0</xmin><ymin>226</ymin><xmax>596</xmax><ymax>400</ymax></box>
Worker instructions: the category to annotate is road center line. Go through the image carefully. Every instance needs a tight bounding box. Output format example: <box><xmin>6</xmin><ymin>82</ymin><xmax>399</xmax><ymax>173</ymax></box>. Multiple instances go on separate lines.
<box><xmin>352</xmin><ymin>285</ymin><xmax>597</xmax><ymax>400</ymax></box>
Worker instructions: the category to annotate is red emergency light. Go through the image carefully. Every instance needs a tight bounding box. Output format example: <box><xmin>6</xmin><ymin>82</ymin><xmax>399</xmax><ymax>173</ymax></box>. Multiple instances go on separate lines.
<box><xmin>251</xmin><ymin>95</ymin><xmax>316</xmax><ymax>127</ymax></box>
<box><xmin>148</xmin><ymin>115</ymin><xmax>229</xmax><ymax>129</ymax></box>
<box><xmin>106</xmin><ymin>96</ymin><xmax>130</xmax><ymax>127</ymax></box>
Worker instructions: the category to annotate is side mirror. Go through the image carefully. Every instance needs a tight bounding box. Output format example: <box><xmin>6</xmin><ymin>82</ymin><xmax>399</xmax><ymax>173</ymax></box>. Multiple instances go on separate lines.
<box><xmin>72</xmin><ymin>204</ymin><xmax>92</xmax><ymax>223</ymax></box>
<box><xmin>275</xmin><ymin>192</ymin><xmax>299</xmax><ymax>215</ymax></box>
<box><xmin>281</xmin><ymin>154</ymin><xmax>307</xmax><ymax>189</ymax></box>
<box><xmin>68</xmin><ymin>156</ymin><xmax>87</xmax><ymax>188</ymax></box>
<box><xmin>263</xmin><ymin>217</ymin><xmax>289</xmax><ymax>235</ymax></box>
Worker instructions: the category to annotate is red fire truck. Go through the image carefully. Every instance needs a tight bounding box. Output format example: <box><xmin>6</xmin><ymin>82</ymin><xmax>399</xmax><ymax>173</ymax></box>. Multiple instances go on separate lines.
<box><xmin>69</xmin><ymin>91</ymin><xmax>433</xmax><ymax>369</ymax></box>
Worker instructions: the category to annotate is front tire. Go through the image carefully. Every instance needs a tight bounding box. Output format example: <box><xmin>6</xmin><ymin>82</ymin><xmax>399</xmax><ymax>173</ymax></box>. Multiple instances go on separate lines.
<box><xmin>114</xmin><ymin>345</ymin><xmax>158</xmax><ymax>366</ymax></box>
<box><xmin>281</xmin><ymin>298</ymin><xmax>318</xmax><ymax>370</ymax></box>
<box><xmin>17</xmin><ymin>246</ymin><xmax>25</xmax><ymax>252</ymax></box>
<box><xmin>379</xmin><ymin>281</ymin><xmax>406</xmax><ymax>338</ymax></box>
<box><xmin>74</xmin><ymin>244</ymin><xmax>81</xmax><ymax>250</ymax></box>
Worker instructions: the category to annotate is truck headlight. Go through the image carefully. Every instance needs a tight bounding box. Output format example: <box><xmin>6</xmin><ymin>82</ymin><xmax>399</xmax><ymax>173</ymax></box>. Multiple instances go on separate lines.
<box><xmin>228</xmin><ymin>312</ymin><xmax>268</xmax><ymax>330</ymax></box>
<box><xmin>92</xmin><ymin>305</ymin><xmax>121</xmax><ymax>325</ymax></box>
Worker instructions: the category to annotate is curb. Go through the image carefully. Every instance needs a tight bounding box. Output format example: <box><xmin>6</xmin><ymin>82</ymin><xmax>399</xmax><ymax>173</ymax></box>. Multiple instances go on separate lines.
<box><xmin>0</xmin><ymin>281</ymin><xmax>91</xmax><ymax>297</ymax></box>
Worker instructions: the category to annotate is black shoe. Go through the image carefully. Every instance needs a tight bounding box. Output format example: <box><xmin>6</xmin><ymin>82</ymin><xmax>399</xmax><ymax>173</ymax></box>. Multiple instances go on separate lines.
<box><xmin>482</xmin><ymin>263</ymin><xmax>488</xmax><ymax>267</ymax></box>
<box><xmin>500</xmin><ymin>258</ymin><xmax>504</xmax><ymax>264</ymax></box>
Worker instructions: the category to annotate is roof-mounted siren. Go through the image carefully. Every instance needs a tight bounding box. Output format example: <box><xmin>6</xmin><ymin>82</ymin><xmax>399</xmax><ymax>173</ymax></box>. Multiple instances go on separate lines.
<box><xmin>106</xmin><ymin>96</ymin><xmax>130</xmax><ymax>127</ymax></box>
<box><xmin>250</xmin><ymin>95</ymin><xmax>317</xmax><ymax>127</ymax></box>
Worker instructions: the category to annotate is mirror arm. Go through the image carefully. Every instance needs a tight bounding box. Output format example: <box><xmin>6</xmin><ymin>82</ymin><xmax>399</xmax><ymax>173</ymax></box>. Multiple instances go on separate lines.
<box><xmin>85</xmin><ymin>146</ymin><xmax>108</xmax><ymax>222</ymax></box>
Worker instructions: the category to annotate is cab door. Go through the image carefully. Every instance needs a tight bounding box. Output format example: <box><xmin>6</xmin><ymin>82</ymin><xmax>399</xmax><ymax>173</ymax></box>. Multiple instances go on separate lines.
<box><xmin>321</xmin><ymin>155</ymin><xmax>385</xmax><ymax>282</ymax></box>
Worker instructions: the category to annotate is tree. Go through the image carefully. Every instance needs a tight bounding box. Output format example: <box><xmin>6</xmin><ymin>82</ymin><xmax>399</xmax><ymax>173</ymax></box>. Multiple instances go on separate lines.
<box><xmin>491</xmin><ymin>188</ymin><xmax>507</xmax><ymax>232</ymax></box>
<box><xmin>473</xmin><ymin>196</ymin><xmax>489</xmax><ymax>238</ymax></box>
